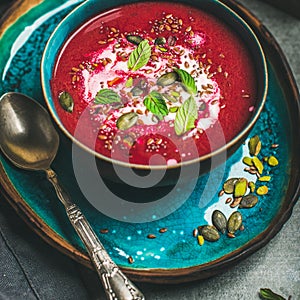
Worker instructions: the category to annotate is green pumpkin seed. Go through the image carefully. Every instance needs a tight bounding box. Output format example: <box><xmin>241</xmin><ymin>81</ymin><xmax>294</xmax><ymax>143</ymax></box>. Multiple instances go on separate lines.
<box><xmin>169</xmin><ymin>106</ymin><xmax>179</xmax><ymax>113</ymax></box>
<box><xmin>200</xmin><ymin>225</ymin><xmax>220</xmax><ymax>242</ymax></box>
<box><xmin>131</xmin><ymin>86</ymin><xmax>143</xmax><ymax>96</ymax></box>
<box><xmin>157</xmin><ymin>72</ymin><xmax>178</xmax><ymax>86</ymax></box>
<box><xmin>248</xmin><ymin>181</ymin><xmax>256</xmax><ymax>193</ymax></box>
<box><xmin>126</xmin><ymin>35</ymin><xmax>143</xmax><ymax>45</ymax></box>
<box><xmin>259</xmin><ymin>176</ymin><xmax>271</xmax><ymax>182</ymax></box>
<box><xmin>157</xmin><ymin>46</ymin><xmax>168</xmax><ymax>52</ymax></box>
<box><xmin>242</xmin><ymin>156</ymin><xmax>253</xmax><ymax>166</ymax></box>
<box><xmin>125</xmin><ymin>77</ymin><xmax>133</xmax><ymax>88</ymax></box>
<box><xmin>227</xmin><ymin>211</ymin><xmax>243</xmax><ymax>234</ymax></box>
<box><xmin>199</xmin><ymin>101</ymin><xmax>206</xmax><ymax>111</ymax></box>
<box><xmin>252</xmin><ymin>156</ymin><xmax>264</xmax><ymax>174</ymax></box>
<box><xmin>162</xmin><ymin>93</ymin><xmax>178</xmax><ymax>103</ymax></box>
<box><xmin>256</xmin><ymin>185</ymin><xmax>268</xmax><ymax>195</ymax></box>
<box><xmin>223</xmin><ymin>178</ymin><xmax>238</xmax><ymax>194</ymax></box>
<box><xmin>239</xmin><ymin>194</ymin><xmax>258</xmax><ymax>208</ymax></box>
<box><xmin>233</xmin><ymin>178</ymin><xmax>248</xmax><ymax>198</ymax></box>
<box><xmin>116</xmin><ymin>112</ymin><xmax>139</xmax><ymax>130</ymax></box>
<box><xmin>170</xmin><ymin>90</ymin><xmax>180</xmax><ymax>98</ymax></box>
<box><xmin>59</xmin><ymin>91</ymin><xmax>74</xmax><ymax>113</ymax></box>
<box><xmin>154</xmin><ymin>36</ymin><xmax>166</xmax><ymax>45</ymax></box>
<box><xmin>248</xmin><ymin>135</ymin><xmax>261</xmax><ymax>156</ymax></box>
<box><xmin>268</xmin><ymin>155</ymin><xmax>279</xmax><ymax>166</ymax></box>
<box><xmin>212</xmin><ymin>210</ymin><xmax>227</xmax><ymax>234</ymax></box>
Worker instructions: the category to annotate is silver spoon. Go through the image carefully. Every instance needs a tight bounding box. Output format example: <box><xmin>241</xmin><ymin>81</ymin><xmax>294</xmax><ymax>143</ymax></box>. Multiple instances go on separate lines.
<box><xmin>0</xmin><ymin>92</ymin><xmax>145</xmax><ymax>300</ymax></box>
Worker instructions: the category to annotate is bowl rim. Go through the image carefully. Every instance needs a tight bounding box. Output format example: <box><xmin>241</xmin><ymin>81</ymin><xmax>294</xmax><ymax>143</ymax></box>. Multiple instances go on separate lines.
<box><xmin>41</xmin><ymin>0</ymin><xmax>268</xmax><ymax>171</ymax></box>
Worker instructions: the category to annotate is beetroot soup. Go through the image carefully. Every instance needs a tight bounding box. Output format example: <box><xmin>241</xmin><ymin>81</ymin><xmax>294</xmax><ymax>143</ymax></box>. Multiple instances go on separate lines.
<box><xmin>51</xmin><ymin>1</ymin><xmax>257</xmax><ymax>165</ymax></box>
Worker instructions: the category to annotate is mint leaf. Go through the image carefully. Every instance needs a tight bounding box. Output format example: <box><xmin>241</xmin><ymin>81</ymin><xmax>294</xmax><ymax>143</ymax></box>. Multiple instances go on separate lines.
<box><xmin>144</xmin><ymin>91</ymin><xmax>169</xmax><ymax>118</ymax></box>
<box><xmin>94</xmin><ymin>89</ymin><xmax>121</xmax><ymax>104</ymax></box>
<box><xmin>128</xmin><ymin>39</ymin><xmax>151</xmax><ymax>71</ymax></box>
<box><xmin>174</xmin><ymin>68</ymin><xmax>197</xmax><ymax>95</ymax></box>
<box><xmin>174</xmin><ymin>96</ymin><xmax>198</xmax><ymax>135</ymax></box>
<box><xmin>259</xmin><ymin>288</ymin><xmax>286</xmax><ymax>300</ymax></box>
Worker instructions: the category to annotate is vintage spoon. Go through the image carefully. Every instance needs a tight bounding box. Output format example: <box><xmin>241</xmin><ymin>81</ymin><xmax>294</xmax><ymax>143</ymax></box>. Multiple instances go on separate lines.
<box><xmin>0</xmin><ymin>92</ymin><xmax>145</xmax><ymax>300</ymax></box>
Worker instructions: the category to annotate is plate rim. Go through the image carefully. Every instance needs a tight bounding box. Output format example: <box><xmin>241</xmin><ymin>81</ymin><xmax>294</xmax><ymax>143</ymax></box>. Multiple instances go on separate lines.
<box><xmin>0</xmin><ymin>0</ymin><xmax>299</xmax><ymax>284</ymax></box>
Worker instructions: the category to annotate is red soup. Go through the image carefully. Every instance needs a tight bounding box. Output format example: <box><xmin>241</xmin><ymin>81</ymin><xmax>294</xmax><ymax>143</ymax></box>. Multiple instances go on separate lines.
<box><xmin>51</xmin><ymin>1</ymin><xmax>257</xmax><ymax>166</ymax></box>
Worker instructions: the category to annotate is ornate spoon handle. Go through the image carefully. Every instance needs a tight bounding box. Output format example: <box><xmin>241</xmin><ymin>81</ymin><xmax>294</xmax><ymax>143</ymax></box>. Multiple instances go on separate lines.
<box><xmin>46</xmin><ymin>169</ymin><xmax>145</xmax><ymax>300</ymax></box>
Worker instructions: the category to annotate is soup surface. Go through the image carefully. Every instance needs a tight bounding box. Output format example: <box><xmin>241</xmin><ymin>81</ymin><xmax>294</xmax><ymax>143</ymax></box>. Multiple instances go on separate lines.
<box><xmin>51</xmin><ymin>1</ymin><xmax>257</xmax><ymax>165</ymax></box>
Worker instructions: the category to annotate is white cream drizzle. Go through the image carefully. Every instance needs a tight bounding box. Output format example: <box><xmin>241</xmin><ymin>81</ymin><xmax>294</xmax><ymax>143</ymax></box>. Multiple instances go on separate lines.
<box><xmin>80</xmin><ymin>36</ymin><xmax>221</xmax><ymax>136</ymax></box>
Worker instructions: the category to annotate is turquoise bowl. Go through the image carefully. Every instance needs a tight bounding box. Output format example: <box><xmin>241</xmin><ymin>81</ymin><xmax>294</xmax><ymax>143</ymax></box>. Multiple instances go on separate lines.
<box><xmin>41</xmin><ymin>0</ymin><xmax>268</xmax><ymax>186</ymax></box>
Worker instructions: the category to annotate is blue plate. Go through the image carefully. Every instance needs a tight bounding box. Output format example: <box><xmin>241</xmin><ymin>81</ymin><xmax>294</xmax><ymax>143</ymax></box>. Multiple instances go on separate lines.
<box><xmin>0</xmin><ymin>0</ymin><xmax>299</xmax><ymax>283</ymax></box>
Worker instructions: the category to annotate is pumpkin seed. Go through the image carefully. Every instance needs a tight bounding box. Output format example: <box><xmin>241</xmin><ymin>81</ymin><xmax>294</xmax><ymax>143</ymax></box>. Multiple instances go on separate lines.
<box><xmin>200</xmin><ymin>225</ymin><xmax>220</xmax><ymax>242</ymax></box>
<box><xmin>227</xmin><ymin>211</ymin><xmax>243</xmax><ymax>234</ymax></box>
<box><xmin>212</xmin><ymin>210</ymin><xmax>227</xmax><ymax>234</ymax></box>
<box><xmin>268</xmin><ymin>155</ymin><xmax>279</xmax><ymax>166</ymax></box>
<box><xmin>252</xmin><ymin>156</ymin><xmax>264</xmax><ymax>174</ymax></box>
<box><xmin>239</xmin><ymin>194</ymin><xmax>258</xmax><ymax>208</ymax></box>
<box><xmin>157</xmin><ymin>72</ymin><xmax>178</xmax><ymax>86</ymax></box>
<box><xmin>155</xmin><ymin>36</ymin><xmax>166</xmax><ymax>45</ymax></box>
<box><xmin>248</xmin><ymin>181</ymin><xmax>256</xmax><ymax>193</ymax></box>
<box><xmin>116</xmin><ymin>112</ymin><xmax>139</xmax><ymax>130</ymax></box>
<box><xmin>242</xmin><ymin>156</ymin><xmax>253</xmax><ymax>166</ymax></box>
<box><xmin>256</xmin><ymin>185</ymin><xmax>268</xmax><ymax>195</ymax></box>
<box><xmin>199</xmin><ymin>101</ymin><xmax>206</xmax><ymax>111</ymax></box>
<box><xmin>259</xmin><ymin>176</ymin><xmax>271</xmax><ymax>182</ymax></box>
<box><xmin>169</xmin><ymin>106</ymin><xmax>179</xmax><ymax>113</ymax></box>
<box><xmin>162</xmin><ymin>93</ymin><xmax>178</xmax><ymax>103</ymax></box>
<box><xmin>58</xmin><ymin>91</ymin><xmax>74</xmax><ymax>113</ymax></box>
<box><xmin>131</xmin><ymin>86</ymin><xmax>143</xmax><ymax>96</ymax></box>
<box><xmin>234</xmin><ymin>178</ymin><xmax>248</xmax><ymax>198</ymax></box>
<box><xmin>248</xmin><ymin>135</ymin><xmax>261</xmax><ymax>156</ymax></box>
<box><xmin>197</xmin><ymin>235</ymin><xmax>205</xmax><ymax>246</ymax></box>
<box><xmin>126</xmin><ymin>34</ymin><xmax>143</xmax><ymax>45</ymax></box>
<box><xmin>170</xmin><ymin>90</ymin><xmax>180</xmax><ymax>98</ymax></box>
<box><xmin>223</xmin><ymin>178</ymin><xmax>238</xmax><ymax>194</ymax></box>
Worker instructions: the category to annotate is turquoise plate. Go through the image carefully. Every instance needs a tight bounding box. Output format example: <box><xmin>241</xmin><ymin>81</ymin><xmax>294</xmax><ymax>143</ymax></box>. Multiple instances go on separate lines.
<box><xmin>0</xmin><ymin>0</ymin><xmax>299</xmax><ymax>283</ymax></box>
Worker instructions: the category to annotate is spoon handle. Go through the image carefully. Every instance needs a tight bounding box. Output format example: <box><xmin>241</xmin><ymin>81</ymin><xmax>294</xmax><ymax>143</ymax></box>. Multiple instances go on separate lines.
<box><xmin>46</xmin><ymin>169</ymin><xmax>145</xmax><ymax>300</ymax></box>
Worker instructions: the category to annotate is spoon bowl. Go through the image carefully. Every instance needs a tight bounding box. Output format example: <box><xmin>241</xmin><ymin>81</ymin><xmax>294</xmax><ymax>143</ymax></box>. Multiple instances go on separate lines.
<box><xmin>0</xmin><ymin>92</ymin><xmax>59</xmax><ymax>170</ymax></box>
<box><xmin>0</xmin><ymin>92</ymin><xmax>144</xmax><ymax>300</ymax></box>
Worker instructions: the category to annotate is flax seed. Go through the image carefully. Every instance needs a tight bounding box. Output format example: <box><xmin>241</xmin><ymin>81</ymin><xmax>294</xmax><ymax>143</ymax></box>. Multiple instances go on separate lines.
<box><xmin>165</xmin><ymin>24</ymin><xmax>171</xmax><ymax>31</ymax></box>
<box><xmin>186</xmin><ymin>25</ymin><xmax>192</xmax><ymax>32</ymax></box>
<box><xmin>128</xmin><ymin>256</ymin><xmax>134</xmax><ymax>264</ymax></box>
<box><xmin>218</xmin><ymin>190</ymin><xmax>225</xmax><ymax>197</ymax></box>
<box><xmin>147</xmin><ymin>234</ymin><xmax>156</xmax><ymax>239</ymax></box>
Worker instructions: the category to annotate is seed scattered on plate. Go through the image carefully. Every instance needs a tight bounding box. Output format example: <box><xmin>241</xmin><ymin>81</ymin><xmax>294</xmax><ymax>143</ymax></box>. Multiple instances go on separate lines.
<box><xmin>147</xmin><ymin>234</ymin><xmax>156</xmax><ymax>239</ymax></box>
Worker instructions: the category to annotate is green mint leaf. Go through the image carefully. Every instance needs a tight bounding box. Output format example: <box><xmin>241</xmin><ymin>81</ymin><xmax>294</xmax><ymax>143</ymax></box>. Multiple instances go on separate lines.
<box><xmin>174</xmin><ymin>68</ymin><xmax>197</xmax><ymax>95</ymax></box>
<box><xmin>259</xmin><ymin>288</ymin><xmax>286</xmax><ymax>300</ymax></box>
<box><xmin>143</xmin><ymin>91</ymin><xmax>169</xmax><ymax>118</ymax></box>
<box><xmin>174</xmin><ymin>96</ymin><xmax>198</xmax><ymax>135</ymax></box>
<box><xmin>128</xmin><ymin>39</ymin><xmax>151</xmax><ymax>71</ymax></box>
<box><xmin>94</xmin><ymin>89</ymin><xmax>121</xmax><ymax>104</ymax></box>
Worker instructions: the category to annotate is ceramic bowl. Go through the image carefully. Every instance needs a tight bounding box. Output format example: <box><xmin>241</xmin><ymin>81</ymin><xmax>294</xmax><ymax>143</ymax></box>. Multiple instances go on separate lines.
<box><xmin>41</xmin><ymin>0</ymin><xmax>268</xmax><ymax>187</ymax></box>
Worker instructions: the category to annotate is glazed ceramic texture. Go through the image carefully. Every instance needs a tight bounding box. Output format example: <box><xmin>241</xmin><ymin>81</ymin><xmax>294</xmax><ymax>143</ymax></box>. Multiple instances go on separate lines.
<box><xmin>0</xmin><ymin>0</ymin><xmax>299</xmax><ymax>283</ymax></box>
